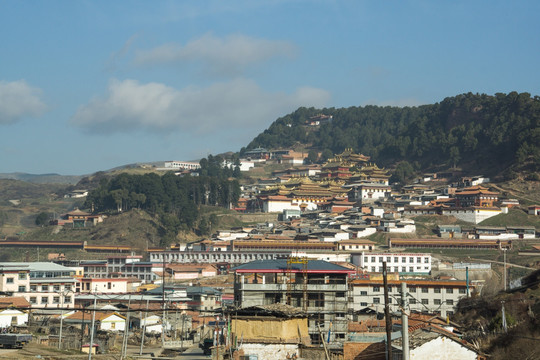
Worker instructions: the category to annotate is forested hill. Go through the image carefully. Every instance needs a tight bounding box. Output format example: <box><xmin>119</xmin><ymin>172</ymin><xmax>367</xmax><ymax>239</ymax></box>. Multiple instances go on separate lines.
<box><xmin>246</xmin><ymin>92</ymin><xmax>540</xmax><ymax>176</ymax></box>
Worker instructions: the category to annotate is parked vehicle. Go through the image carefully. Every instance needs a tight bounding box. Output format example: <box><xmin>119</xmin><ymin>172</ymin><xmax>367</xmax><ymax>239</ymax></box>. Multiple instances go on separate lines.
<box><xmin>0</xmin><ymin>333</ymin><xmax>32</xmax><ymax>348</ymax></box>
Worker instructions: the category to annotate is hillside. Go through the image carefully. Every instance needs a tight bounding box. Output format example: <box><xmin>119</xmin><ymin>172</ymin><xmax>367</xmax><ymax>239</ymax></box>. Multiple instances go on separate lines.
<box><xmin>246</xmin><ymin>92</ymin><xmax>540</xmax><ymax>177</ymax></box>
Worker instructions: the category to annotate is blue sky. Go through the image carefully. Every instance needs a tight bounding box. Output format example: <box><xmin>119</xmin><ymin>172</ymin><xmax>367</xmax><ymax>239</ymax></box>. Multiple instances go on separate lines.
<box><xmin>1</xmin><ymin>0</ymin><xmax>539</xmax><ymax>175</ymax></box>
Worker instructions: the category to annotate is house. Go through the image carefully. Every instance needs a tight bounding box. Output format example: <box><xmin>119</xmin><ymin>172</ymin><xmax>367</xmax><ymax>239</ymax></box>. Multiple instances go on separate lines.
<box><xmin>165</xmin><ymin>263</ymin><xmax>218</xmax><ymax>280</ymax></box>
<box><xmin>528</xmin><ymin>205</ymin><xmax>540</xmax><ymax>215</ymax></box>
<box><xmin>76</xmin><ymin>278</ymin><xmax>129</xmax><ymax>294</ymax></box>
<box><xmin>231</xmin><ymin>304</ymin><xmax>311</xmax><ymax>360</ymax></box>
<box><xmin>233</xmin><ymin>259</ymin><xmax>355</xmax><ymax>347</ymax></box>
<box><xmin>392</xmin><ymin>325</ymin><xmax>485</xmax><ymax>360</ymax></box>
<box><xmin>454</xmin><ymin>186</ymin><xmax>498</xmax><ymax>208</ymax></box>
<box><xmin>0</xmin><ymin>297</ymin><xmax>30</xmax><ymax>328</ymax></box>
<box><xmin>65</xmin><ymin>311</ymin><xmax>126</xmax><ymax>332</ymax></box>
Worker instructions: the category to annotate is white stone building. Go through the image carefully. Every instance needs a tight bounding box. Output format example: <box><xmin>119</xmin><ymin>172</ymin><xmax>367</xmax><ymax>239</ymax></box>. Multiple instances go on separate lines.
<box><xmin>354</xmin><ymin>252</ymin><xmax>432</xmax><ymax>274</ymax></box>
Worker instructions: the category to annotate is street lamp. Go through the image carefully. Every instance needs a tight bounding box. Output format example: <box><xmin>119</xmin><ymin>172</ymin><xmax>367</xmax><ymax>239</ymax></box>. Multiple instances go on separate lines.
<box><xmin>58</xmin><ymin>287</ymin><xmax>73</xmax><ymax>350</ymax></box>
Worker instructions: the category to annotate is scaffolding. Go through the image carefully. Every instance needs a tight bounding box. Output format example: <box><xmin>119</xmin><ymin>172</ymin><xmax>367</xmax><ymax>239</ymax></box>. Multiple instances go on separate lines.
<box><xmin>286</xmin><ymin>256</ymin><xmax>309</xmax><ymax>311</ymax></box>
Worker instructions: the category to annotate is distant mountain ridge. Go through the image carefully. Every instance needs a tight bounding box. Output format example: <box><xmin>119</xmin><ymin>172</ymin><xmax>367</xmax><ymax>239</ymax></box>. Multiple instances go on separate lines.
<box><xmin>0</xmin><ymin>172</ymin><xmax>82</xmax><ymax>185</ymax></box>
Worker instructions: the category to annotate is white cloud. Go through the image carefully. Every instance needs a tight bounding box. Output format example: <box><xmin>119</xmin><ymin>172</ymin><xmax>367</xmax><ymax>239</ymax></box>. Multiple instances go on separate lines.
<box><xmin>0</xmin><ymin>80</ymin><xmax>47</xmax><ymax>124</ymax></box>
<box><xmin>134</xmin><ymin>33</ymin><xmax>297</xmax><ymax>76</ymax></box>
<box><xmin>71</xmin><ymin>78</ymin><xmax>330</xmax><ymax>134</ymax></box>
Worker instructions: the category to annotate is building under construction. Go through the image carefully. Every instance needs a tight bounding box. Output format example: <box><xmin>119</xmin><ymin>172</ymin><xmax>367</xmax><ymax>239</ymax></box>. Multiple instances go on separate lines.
<box><xmin>233</xmin><ymin>259</ymin><xmax>355</xmax><ymax>349</ymax></box>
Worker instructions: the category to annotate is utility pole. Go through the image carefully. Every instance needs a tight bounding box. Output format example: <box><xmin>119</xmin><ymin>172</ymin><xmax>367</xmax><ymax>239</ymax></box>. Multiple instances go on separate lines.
<box><xmin>120</xmin><ymin>294</ymin><xmax>132</xmax><ymax>359</ymax></box>
<box><xmin>503</xmin><ymin>248</ymin><xmax>507</xmax><ymax>291</ymax></box>
<box><xmin>383</xmin><ymin>262</ymin><xmax>392</xmax><ymax>360</ymax></box>
<box><xmin>401</xmin><ymin>282</ymin><xmax>409</xmax><ymax>360</ymax></box>
<box><xmin>139</xmin><ymin>299</ymin><xmax>149</xmax><ymax>355</ymax></box>
<box><xmin>88</xmin><ymin>297</ymin><xmax>97</xmax><ymax>360</ymax></box>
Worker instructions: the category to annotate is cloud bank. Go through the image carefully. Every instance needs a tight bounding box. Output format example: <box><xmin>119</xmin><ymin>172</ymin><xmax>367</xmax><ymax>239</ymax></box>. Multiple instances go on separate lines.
<box><xmin>0</xmin><ymin>80</ymin><xmax>47</xmax><ymax>124</ymax></box>
<box><xmin>135</xmin><ymin>33</ymin><xmax>296</xmax><ymax>76</ymax></box>
<box><xmin>71</xmin><ymin>78</ymin><xmax>330</xmax><ymax>134</ymax></box>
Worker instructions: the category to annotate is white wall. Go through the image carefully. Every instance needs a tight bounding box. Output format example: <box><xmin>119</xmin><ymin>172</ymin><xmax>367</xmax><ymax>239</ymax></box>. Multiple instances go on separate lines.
<box><xmin>241</xmin><ymin>343</ymin><xmax>300</xmax><ymax>360</ymax></box>
<box><xmin>100</xmin><ymin>315</ymin><xmax>126</xmax><ymax>332</ymax></box>
<box><xmin>410</xmin><ymin>336</ymin><xmax>477</xmax><ymax>360</ymax></box>
<box><xmin>0</xmin><ymin>309</ymin><xmax>28</xmax><ymax>327</ymax></box>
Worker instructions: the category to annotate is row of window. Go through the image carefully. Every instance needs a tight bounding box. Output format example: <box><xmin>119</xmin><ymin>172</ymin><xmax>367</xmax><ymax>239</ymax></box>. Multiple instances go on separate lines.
<box><xmin>29</xmin><ymin>295</ymin><xmax>71</xmax><ymax>304</ymax></box>
<box><xmin>9</xmin><ymin>285</ymin><xmax>72</xmax><ymax>293</ymax></box>
<box><xmin>363</xmin><ymin>286</ymin><xmax>466</xmax><ymax>294</ymax></box>
<box><xmin>370</xmin><ymin>266</ymin><xmax>430</xmax><ymax>272</ymax></box>
<box><xmin>363</xmin><ymin>298</ymin><xmax>454</xmax><ymax>306</ymax></box>
<box><xmin>365</xmin><ymin>256</ymin><xmax>430</xmax><ymax>264</ymax></box>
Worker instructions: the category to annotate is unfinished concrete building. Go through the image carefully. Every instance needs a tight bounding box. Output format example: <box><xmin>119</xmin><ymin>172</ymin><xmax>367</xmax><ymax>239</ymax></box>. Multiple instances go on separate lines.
<box><xmin>233</xmin><ymin>259</ymin><xmax>355</xmax><ymax>349</ymax></box>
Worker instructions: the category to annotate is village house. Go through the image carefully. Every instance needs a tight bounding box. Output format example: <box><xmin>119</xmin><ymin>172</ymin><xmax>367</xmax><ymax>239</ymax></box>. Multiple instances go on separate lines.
<box><xmin>233</xmin><ymin>259</ymin><xmax>355</xmax><ymax>348</ymax></box>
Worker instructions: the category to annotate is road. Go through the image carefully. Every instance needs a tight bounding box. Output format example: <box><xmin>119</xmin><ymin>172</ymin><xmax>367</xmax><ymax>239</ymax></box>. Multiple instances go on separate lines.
<box><xmin>178</xmin><ymin>345</ymin><xmax>211</xmax><ymax>359</ymax></box>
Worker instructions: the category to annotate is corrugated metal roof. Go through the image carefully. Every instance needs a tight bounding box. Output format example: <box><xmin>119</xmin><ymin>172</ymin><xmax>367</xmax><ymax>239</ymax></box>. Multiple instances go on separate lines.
<box><xmin>233</xmin><ymin>259</ymin><xmax>355</xmax><ymax>273</ymax></box>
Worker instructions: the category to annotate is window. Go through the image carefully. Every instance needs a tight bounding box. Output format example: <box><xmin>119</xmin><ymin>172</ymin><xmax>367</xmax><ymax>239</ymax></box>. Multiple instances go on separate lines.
<box><xmin>336</xmin><ymin>292</ymin><xmax>345</xmax><ymax>298</ymax></box>
<box><xmin>447</xmin><ymin>311</ymin><xmax>454</xmax><ymax>316</ymax></box>
<box><xmin>387</xmin><ymin>286</ymin><xmax>392</xmax><ymax>292</ymax></box>
<box><xmin>29</xmin><ymin>297</ymin><xmax>37</xmax><ymax>304</ymax></box>
<box><xmin>6</xmin><ymin>278</ymin><xmax>14</xmax><ymax>284</ymax></box>
<box><xmin>394</xmin><ymin>257</ymin><xmax>399</xmax><ymax>263</ymax></box>
<box><xmin>30</xmin><ymin>285</ymin><xmax>37</xmax><ymax>292</ymax></box>
<box><xmin>401</xmin><ymin>267</ymin><xmax>406</xmax><ymax>272</ymax></box>
<box><xmin>379</xmin><ymin>257</ymin><xmax>383</xmax><ymax>263</ymax></box>
<box><xmin>409</xmin><ymin>257</ymin><xmax>414</xmax><ymax>263</ymax></box>
<box><xmin>434</xmin><ymin>299</ymin><xmax>441</xmax><ymax>305</ymax></box>
<box><xmin>386</xmin><ymin>256</ymin><xmax>391</xmax><ymax>263</ymax></box>
<box><xmin>421</xmin><ymin>299</ymin><xmax>429</xmax><ymax>305</ymax></box>
<box><xmin>53</xmin><ymin>285</ymin><xmax>60</xmax><ymax>292</ymax></box>
<box><xmin>360</xmin><ymin>291</ymin><xmax>367</xmax><ymax>296</ymax></box>
<box><xmin>417</xmin><ymin>257</ymin><xmax>421</xmax><ymax>263</ymax></box>
<box><xmin>409</xmin><ymin>267</ymin><xmax>414</xmax><ymax>272</ymax></box>
<box><xmin>373</xmin><ymin>286</ymin><xmax>380</xmax><ymax>292</ymax></box>
<box><xmin>410</xmin><ymin>298</ymin><xmax>416</xmax><ymax>304</ymax></box>
<box><xmin>402</xmin><ymin>257</ymin><xmax>406</xmax><ymax>263</ymax></box>
<box><xmin>371</xmin><ymin>266</ymin><xmax>376</xmax><ymax>272</ymax></box>
<box><xmin>446</xmin><ymin>299</ymin><xmax>454</xmax><ymax>305</ymax></box>
<box><xmin>421</xmin><ymin>287</ymin><xmax>428</xmax><ymax>293</ymax></box>
<box><xmin>434</xmin><ymin>288</ymin><xmax>441</xmax><ymax>294</ymax></box>
<box><xmin>360</xmin><ymin>302</ymin><xmax>368</xmax><ymax>307</ymax></box>
<box><xmin>373</xmin><ymin>297</ymin><xmax>380</xmax><ymax>304</ymax></box>
<box><xmin>41</xmin><ymin>285</ymin><xmax>48</xmax><ymax>292</ymax></box>
<box><xmin>459</xmin><ymin>288</ymin><xmax>466</xmax><ymax>294</ymax></box>
<box><xmin>18</xmin><ymin>273</ymin><xmax>27</xmax><ymax>280</ymax></box>
<box><xmin>65</xmin><ymin>296</ymin><xmax>71</xmax><ymax>303</ymax></box>
<box><xmin>41</xmin><ymin>296</ymin><xmax>48</xmax><ymax>304</ymax></box>
<box><xmin>424</xmin><ymin>257</ymin><xmax>429</xmax><ymax>263</ymax></box>
<box><xmin>18</xmin><ymin>285</ymin><xmax>26</xmax><ymax>292</ymax></box>
<box><xmin>371</xmin><ymin>256</ymin><xmax>375</xmax><ymax>262</ymax></box>
<box><xmin>409</xmin><ymin>287</ymin><xmax>416</xmax><ymax>292</ymax></box>
<box><xmin>107</xmin><ymin>282</ymin><xmax>112</xmax><ymax>290</ymax></box>
<box><xmin>53</xmin><ymin>296</ymin><xmax>60</xmax><ymax>304</ymax></box>
<box><xmin>446</xmin><ymin>288</ymin><xmax>453</xmax><ymax>294</ymax></box>
<box><xmin>388</xmin><ymin>298</ymin><xmax>392</xmax><ymax>304</ymax></box>
<box><xmin>364</xmin><ymin>256</ymin><xmax>368</xmax><ymax>263</ymax></box>
<box><xmin>393</xmin><ymin>267</ymin><xmax>398</xmax><ymax>272</ymax></box>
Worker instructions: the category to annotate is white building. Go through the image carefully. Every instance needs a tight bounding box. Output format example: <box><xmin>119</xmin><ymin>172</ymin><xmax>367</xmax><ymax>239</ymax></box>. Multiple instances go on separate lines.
<box><xmin>441</xmin><ymin>207</ymin><xmax>502</xmax><ymax>224</ymax></box>
<box><xmin>354</xmin><ymin>252</ymin><xmax>432</xmax><ymax>274</ymax></box>
<box><xmin>351</xmin><ymin>279</ymin><xmax>469</xmax><ymax>318</ymax></box>
<box><xmin>0</xmin><ymin>262</ymin><xmax>76</xmax><ymax>309</ymax></box>
<box><xmin>164</xmin><ymin>161</ymin><xmax>201</xmax><ymax>170</ymax></box>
